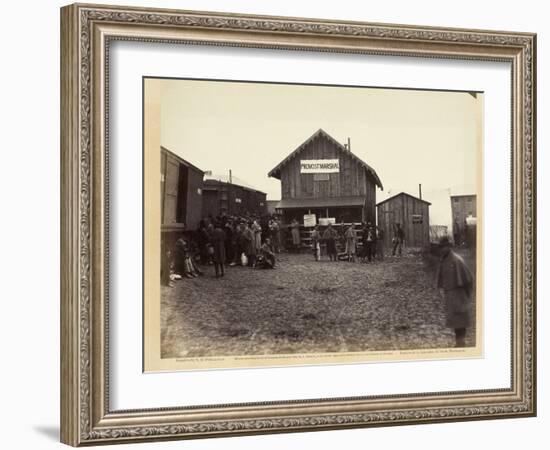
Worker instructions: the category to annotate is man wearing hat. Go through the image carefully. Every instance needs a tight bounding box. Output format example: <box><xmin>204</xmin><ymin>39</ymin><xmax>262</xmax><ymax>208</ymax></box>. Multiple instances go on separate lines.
<box><xmin>435</xmin><ymin>236</ymin><xmax>474</xmax><ymax>347</ymax></box>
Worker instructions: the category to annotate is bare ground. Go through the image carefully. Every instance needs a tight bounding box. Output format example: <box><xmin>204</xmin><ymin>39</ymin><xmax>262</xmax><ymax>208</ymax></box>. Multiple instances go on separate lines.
<box><xmin>161</xmin><ymin>250</ymin><xmax>476</xmax><ymax>358</ymax></box>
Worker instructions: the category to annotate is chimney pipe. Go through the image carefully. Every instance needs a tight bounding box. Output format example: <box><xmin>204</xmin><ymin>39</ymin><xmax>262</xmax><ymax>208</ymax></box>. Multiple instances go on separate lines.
<box><xmin>347</xmin><ymin>137</ymin><xmax>351</xmax><ymax>151</ymax></box>
<box><xmin>229</xmin><ymin>169</ymin><xmax>232</xmax><ymax>184</ymax></box>
<box><xmin>419</xmin><ymin>183</ymin><xmax>422</xmax><ymax>200</ymax></box>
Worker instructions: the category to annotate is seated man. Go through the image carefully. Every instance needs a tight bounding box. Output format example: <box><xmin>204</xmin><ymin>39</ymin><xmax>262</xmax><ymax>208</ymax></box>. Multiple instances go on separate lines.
<box><xmin>174</xmin><ymin>235</ymin><xmax>202</xmax><ymax>278</ymax></box>
<box><xmin>256</xmin><ymin>238</ymin><xmax>276</xmax><ymax>269</ymax></box>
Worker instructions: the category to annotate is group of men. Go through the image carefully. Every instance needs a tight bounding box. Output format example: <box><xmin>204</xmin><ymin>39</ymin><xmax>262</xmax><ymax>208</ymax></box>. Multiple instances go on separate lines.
<box><xmin>307</xmin><ymin>222</ymin><xmax>406</xmax><ymax>262</ymax></box>
<box><xmin>165</xmin><ymin>214</ymin><xmax>281</xmax><ymax>282</ymax></box>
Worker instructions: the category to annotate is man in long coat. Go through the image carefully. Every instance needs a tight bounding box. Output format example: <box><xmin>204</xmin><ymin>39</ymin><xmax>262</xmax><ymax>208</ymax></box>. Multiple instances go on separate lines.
<box><xmin>242</xmin><ymin>222</ymin><xmax>256</xmax><ymax>267</ymax></box>
<box><xmin>435</xmin><ymin>236</ymin><xmax>474</xmax><ymax>347</ymax></box>
<box><xmin>290</xmin><ymin>218</ymin><xmax>301</xmax><ymax>252</ymax></box>
<box><xmin>392</xmin><ymin>223</ymin><xmax>405</xmax><ymax>256</ymax></box>
<box><xmin>210</xmin><ymin>222</ymin><xmax>226</xmax><ymax>277</ymax></box>
<box><xmin>322</xmin><ymin>223</ymin><xmax>338</xmax><ymax>262</ymax></box>
<box><xmin>344</xmin><ymin>225</ymin><xmax>357</xmax><ymax>262</ymax></box>
<box><xmin>311</xmin><ymin>225</ymin><xmax>321</xmax><ymax>261</ymax></box>
<box><xmin>362</xmin><ymin>222</ymin><xmax>376</xmax><ymax>262</ymax></box>
<box><xmin>251</xmin><ymin>219</ymin><xmax>262</xmax><ymax>252</ymax></box>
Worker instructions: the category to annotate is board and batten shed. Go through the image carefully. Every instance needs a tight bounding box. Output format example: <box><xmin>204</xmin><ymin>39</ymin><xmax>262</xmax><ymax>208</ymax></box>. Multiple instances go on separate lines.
<box><xmin>268</xmin><ymin>129</ymin><xmax>383</xmax><ymax>224</ymax></box>
<box><xmin>376</xmin><ymin>192</ymin><xmax>431</xmax><ymax>249</ymax></box>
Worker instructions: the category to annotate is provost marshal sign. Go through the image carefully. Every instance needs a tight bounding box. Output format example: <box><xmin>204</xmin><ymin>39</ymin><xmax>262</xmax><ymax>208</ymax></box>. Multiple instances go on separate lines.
<box><xmin>300</xmin><ymin>159</ymin><xmax>340</xmax><ymax>174</ymax></box>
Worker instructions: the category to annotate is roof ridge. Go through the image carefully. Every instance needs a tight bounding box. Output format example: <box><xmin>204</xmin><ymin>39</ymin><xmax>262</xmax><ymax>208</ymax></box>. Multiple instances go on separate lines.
<box><xmin>160</xmin><ymin>146</ymin><xmax>205</xmax><ymax>174</ymax></box>
<box><xmin>203</xmin><ymin>173</ymin><xmax>266</xmax><ymax>194</ymax></box>
<box><xmin>267</xmin><ymin>129</ymin><xmax>383</xmax><ymax>190</ymax></box>
<box><xmin>376</xmin><ymin>191</ymin><xmax>431</xmax><ymax>206</ymax></box>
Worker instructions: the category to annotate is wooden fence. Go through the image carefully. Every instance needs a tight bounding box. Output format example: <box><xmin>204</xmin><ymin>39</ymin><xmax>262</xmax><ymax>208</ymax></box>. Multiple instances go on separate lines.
<box><xmin>282</xmin><ymin>223</ymin><xmax>364</xmax><ymax>253</ymax></box>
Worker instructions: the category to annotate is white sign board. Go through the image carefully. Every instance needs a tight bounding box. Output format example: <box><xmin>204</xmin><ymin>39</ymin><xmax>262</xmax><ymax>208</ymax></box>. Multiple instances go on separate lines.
<box><xmin>300</xmin><ymin>159</ymin><xmax>340</xmax><ymax>174</ymax></box>
<box><xmin>303</xmin><ymin>214</ymin><xmax>317</xmax><ymax>227</ymax></box>
<box><xmin>319</xmin><ymin>217</ymin><xmax>336</xmax><ymax>226</ymax></box>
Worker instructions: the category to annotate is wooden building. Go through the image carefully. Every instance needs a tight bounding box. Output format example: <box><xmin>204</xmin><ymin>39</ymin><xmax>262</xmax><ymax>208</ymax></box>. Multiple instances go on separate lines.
<box><xmin>268</xmin><ymin>129</ymin><xmax>383</xmax><ymax>224</ymax></box>
<box><xmin>161</xmin><ymin>146</ymin><xmax>204</xmax><ymax>232</ymax></box>
<box><xmin>376</xmin><ymin>192</ymin><xmax>431</xmax><ymax>249</ymax></box>
<box><xmin>451</xmin><ymin>194</ymin><xmax>477</xmax><ymax>246</ymax></box>
<box><xmin>202</xmin><ymin>174</ymin><xmax>267</xmax><ymax>218</ymax></box>
<box><xmin>451</xmin><ymin>194</ymin><xmax>477</xmax><ymax>226</ymax></box>
<box><xmin>160</xmin><ymin>147</ymin><xmax>205</xmax><ymax>285</ymax></box>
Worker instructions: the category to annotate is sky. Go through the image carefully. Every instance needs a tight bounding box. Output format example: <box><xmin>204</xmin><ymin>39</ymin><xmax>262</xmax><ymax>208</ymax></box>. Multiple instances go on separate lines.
<box><xmin>156</xmin><ymin>78</ymin><xmax>482</xmax><ymax>228</ymax></box>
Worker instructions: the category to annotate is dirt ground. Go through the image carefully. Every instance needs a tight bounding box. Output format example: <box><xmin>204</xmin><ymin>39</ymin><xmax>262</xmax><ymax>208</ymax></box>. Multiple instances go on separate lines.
<box><xmin>161</xmin><ymin>249</ymin><xmax>476</xmax><ymax>359</ymax></box>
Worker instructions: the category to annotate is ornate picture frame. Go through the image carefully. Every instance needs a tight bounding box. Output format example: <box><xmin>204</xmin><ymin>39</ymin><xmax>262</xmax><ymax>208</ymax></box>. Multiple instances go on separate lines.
<box><xmin>60</xmin><ymin>3</ymin><xmax>536</xmax><ymax>446</ymax></box>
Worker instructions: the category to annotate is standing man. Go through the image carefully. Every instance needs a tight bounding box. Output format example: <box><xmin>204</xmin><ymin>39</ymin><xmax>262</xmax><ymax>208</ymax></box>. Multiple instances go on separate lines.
<box><xmin>311</xmin><ymin>225</ymin><xmax>321</xmax><ymax>261</ymax></box>
<box><xmin>344</xmin><ymin>225</ymin><xmax>357</xmax><ymax>262</ymax></box>
<box><xmin>230</xmin><ymin>222</ymin><xmax>243</xmax><ymax>266</ymax></box>
<box><xmin>323</xmin><ymin>223</ymin><xmax>338</xmax><ymax>262</ymax></box>
<box><xmin>376</xmin><ymin>226</ymin><xmax>385</xmax><ymax>260</ymax></box>
<box><xmin>251</xmin><ymin>219</ymin><xmax>262</xmax><ymax>248</ymax></box>
<box><xmin>363</xmin><ymin>222</ymin><xmax>376</xmax><ymax>262</ymax></box>
<box><xmin>243</xmin><ymin>222</ymin><xmax>256</xmax><ymax>267</ymax></box>
<box><xmin>269</xmin><ymin>217</ymin><xmax>281</xmax><ymax>253</ymax></box>
<box><xmin>223</xmin><ymin>220</ymin><xmax>234</xmax><ymax>265</ymax></box>
<box><xmin>290</xmin><ymin>218</ymin><xmax>301</xmax><ymax>253</ymax></box>
<box><xmin>197</xmin><ymin>219</ymin><xmax>210</xmax><ymax>265</ymax></box>
<box><xmin>435</xmin><ymin>236</ymin><xmax>474</xmax><ymax>347</ymax></box>
<box><xmin>211</xmin><ymin>222</ymin><xmax>227</xmax><ymax>277</ymax></box>
<box><xmin>276</xmin><ymin>216</ymin><xmax>284</xmax><ymax>252</ymax></box>
<box><xmin>392</xmin><ymin>223</ymin><xmax>405</xmax><ymax>256</ymax></box>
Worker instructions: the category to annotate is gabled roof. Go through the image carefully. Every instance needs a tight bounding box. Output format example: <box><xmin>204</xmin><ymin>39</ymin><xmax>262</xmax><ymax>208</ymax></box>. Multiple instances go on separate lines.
<box><xmin>203</xmin><ymin>173</ymin><xmax>266</xmax><ymax>195</ymax></box>
<box><xmin>376</xmin><ymin>191</ymin><xmax>431</xmax><ymax>207</ymax></box>
<box><xmin>161</xmin><ymin>146</ymin><xmax>205</xmax><ymax>174</ymax></box>
<box><xmin>450</xmin><ymin>194</ymin><xmax>476</xmax><ymax>199</ymax></box>
<box><xmin>267</xmin><ymin>129</ymin><xmax>383</xmax><ymax>190</ymax></box>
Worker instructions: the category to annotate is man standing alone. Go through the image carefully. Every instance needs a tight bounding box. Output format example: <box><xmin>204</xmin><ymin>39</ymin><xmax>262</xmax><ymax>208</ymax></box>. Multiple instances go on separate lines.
<box><xmin>323</xmin><ymin>223</ymin><xmax>338</xmax><ymax>262</ymax></box>
<box><xmin>363</xmin><ymin>222</ymin><xmax>376</xmax><ymax>262</ymax></box>
<box><xmin>435</xmin><ymin>236</ymin><xmax>474</xmax><ymax>347</ymax></box>
<box><xmin>392</xmin><ymin>223</ymin><xmax>405</xmax><ymax>256</ymax></box>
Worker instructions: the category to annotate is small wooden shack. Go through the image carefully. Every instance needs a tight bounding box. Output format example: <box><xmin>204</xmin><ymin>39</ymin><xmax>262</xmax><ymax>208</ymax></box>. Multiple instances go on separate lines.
<box><xmin>268</xmin><ymin>129</ymin><xmax>383</xmax><ymax>225</ymax></box>
<box><xmin>376</xmin><ymin>192</ymin><xmax>431</xmax><ymax>249</ymax></box>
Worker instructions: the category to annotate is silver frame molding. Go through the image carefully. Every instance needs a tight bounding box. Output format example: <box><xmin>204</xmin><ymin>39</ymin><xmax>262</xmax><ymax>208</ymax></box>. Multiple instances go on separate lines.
<box><xmin>60</xmin><ymin>3</ymin><xmax>536</xmax><ymax>446</ymax></box>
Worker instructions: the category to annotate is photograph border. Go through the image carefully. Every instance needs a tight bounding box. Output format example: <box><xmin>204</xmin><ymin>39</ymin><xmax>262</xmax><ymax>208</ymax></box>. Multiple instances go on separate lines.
<box><xmin>60</xmin><ymin>3</ymin><xmax>536</xmax><ymax>446</ymax></box>
<box><xmin>143</xmin><ymin>76</ymin><xmax>485</xmax><ymax>372</ymax></box>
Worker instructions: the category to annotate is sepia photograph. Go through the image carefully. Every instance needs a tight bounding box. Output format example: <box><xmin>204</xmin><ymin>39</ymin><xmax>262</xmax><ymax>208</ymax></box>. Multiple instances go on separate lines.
<box><xmin>143</xmin><ymin>77</ymin><xmax>483</xmax><ymax>371</ymax></box>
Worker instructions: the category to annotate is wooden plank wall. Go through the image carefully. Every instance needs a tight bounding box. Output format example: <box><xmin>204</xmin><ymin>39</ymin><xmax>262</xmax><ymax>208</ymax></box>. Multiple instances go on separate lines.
<box><xmin>185</xmin><ymin>167</ymin><xmax>204</xmax><ymax>230</ymax></box>
<box><xmin>364</xmin><ymin>181</ymin><xmax>376</xmax><ymax>223</ymax></box>
<box><xmin>376</xmin><ymin>195</ymin><xmax>430</xmax><ymax>249</ymax></box>
<box><xmin>162</xmin><ymin>152</ymin><xmax>180</xmax><ymax>225</ymax></box>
